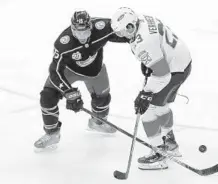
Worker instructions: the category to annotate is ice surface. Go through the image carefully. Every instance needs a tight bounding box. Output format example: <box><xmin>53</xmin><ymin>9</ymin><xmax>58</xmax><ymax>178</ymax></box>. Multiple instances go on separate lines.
<box><xmin>0</xmin><ymin>0</ymin><xmax>218</xmax><ymax>183</ymax></box>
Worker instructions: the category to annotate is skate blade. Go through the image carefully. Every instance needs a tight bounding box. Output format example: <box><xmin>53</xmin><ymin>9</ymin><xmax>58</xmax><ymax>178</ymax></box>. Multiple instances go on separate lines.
<box><xmin>34</xmin><ymin>144</ymin><xmax>58</xmax><ymax>153</ymax></box>
<box><xmin>167</xmin><ymin>148</ymin><xmax>182</xmax><ymax>157</ymax></box>
<box><xmin>86</xmin><ymin>127</ymin><xmax>117</xmax><ymax>135</ymax></box>
<box><xmin>138</xmin><ymin>164</ymin><xmax>168</xmax><ymax>170</ymax></box>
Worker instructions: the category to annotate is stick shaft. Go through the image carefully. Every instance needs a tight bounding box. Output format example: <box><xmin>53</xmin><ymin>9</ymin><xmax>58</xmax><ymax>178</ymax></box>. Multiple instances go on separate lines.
<box><xmin>124</xmin><ymin>113</ymin><xmax>141</xmax><ymax>177</ymax></box>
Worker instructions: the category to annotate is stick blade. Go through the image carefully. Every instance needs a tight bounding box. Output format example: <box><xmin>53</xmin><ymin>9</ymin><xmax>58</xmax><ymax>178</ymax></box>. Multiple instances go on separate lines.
<box><xmin>200</xmin><ymin>164</ymin><xmax>218</xmax><ymax>176</ymax></box>
<box><xmin>113</xmin><ymin>170</ymin><xmax>127</xmax><ymax>180</ymax></box>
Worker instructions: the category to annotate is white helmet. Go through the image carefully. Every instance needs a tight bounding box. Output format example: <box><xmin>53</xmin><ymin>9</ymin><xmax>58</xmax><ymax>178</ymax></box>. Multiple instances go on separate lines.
<box><xmin>111</xmin><ymin>7</ymin><xmax>138</xmax><ymax>39</ymax></box>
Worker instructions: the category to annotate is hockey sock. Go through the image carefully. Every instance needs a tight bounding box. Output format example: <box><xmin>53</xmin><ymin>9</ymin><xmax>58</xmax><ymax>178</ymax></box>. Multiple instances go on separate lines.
<box><xmin>142</xmin><ymin>118</ymin><xmax>163</xmax><ymax>147</ymax></box>
<box><xmin>160</xmin><ymin>109</ymin><xmax>173</xmax><ymax>137</ymax></box>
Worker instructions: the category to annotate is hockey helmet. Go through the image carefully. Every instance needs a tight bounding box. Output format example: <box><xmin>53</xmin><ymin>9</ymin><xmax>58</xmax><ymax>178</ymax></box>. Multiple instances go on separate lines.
<box><xmin>71</xmin><ymin>10</ymin><xmax>92</xmax><ymax>44</ymax></box>
<box><xmin>111</xmin><ymin>7</ymin><xmax>138</xmax><ymax>39</ymax></box>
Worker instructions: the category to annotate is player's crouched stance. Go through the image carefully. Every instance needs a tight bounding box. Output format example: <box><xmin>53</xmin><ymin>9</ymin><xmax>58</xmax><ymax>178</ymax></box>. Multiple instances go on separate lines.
<box><xmin>34</xmin><ymin>10</ymin><xmax>128</xmax><ymax>151</ymax></box>
<box><xmin>111</xmin><ymin>7</ymin><xmax>192</xmax><ymax>170</ymax></box>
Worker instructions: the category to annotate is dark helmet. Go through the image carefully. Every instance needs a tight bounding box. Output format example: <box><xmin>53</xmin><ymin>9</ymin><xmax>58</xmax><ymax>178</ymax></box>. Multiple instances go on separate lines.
<box><xmin>71</xmin><ymin>10</ymin><xmax>92</xmax><ymax>31</ymax></box>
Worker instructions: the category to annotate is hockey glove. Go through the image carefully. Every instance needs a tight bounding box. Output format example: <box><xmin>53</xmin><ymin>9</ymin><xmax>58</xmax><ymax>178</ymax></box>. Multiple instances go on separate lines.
<box><xmin>64</xmin><ymin>88</ymin><xmax>83</xmax><ymax>113</ymax></box>
<box><xmin>141</xmin><ymin>63</ymin><xmax>153</xmax><ymax>77</ymax></box>
<box><xmin>134</xmin><ymin>90</ymin><xmax>153</xmax><ymax>114</ymax></box>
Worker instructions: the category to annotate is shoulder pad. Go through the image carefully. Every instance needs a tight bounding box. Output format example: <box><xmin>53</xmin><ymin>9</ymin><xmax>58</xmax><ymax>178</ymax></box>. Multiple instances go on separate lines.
<box><xmin>54</xmin><ymin>27</ymin><xmax>72</xmax><ymax>52</ymax></box>
<box><xmin>92</xmin><ymin>18</ymin><xmax>110</xmax><ymax>30</ymax></box>
<box><xmin>59</xmin><ymin>35</ymin><xmax>70</xmax><ymax>45</ymax></box>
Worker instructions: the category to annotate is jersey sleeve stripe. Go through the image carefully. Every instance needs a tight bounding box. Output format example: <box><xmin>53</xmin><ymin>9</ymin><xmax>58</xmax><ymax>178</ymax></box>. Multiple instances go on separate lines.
<box><xmin>55</xmin><ymin>45</ymin><xmax>83</xmax><ymax>91</ymax></box>
<box><xmin>49</xmin><ymin>76</ymin><xmax>64</xmax><ymax>93</ymax></box>
<box><xmin>56</xmin><ymin>55</ymin><xmax>71</xmax><ymax>89</ymax></box>
<box><xmin>91</xmin><ymin>32</ymin><xmax>114</xmax><ymax>44</ymax></box>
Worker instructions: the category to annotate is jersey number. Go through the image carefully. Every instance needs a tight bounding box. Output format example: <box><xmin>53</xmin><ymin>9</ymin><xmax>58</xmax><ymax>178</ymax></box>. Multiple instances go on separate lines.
<box><xmin>157</xmin><ymin>20</ymin><xmax>178</xmax><ymax>49</ymax></box>
<box><xmin>53</xmin><ymin>48</ymin><xmax>60</xmax><ymax>59</ymax></box>
<box><xmin>135</xmin><ymin>34</ymin><xmax>143</xmax><ymax>44</ymax></box>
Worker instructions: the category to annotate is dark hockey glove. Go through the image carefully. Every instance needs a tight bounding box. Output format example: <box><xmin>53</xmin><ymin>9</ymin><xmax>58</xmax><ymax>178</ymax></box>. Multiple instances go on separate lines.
<box><xmin>134</xmin><ymin>90</ymin><xmax>153</xmax><ymax>114</ymax></box>
<box><xmin>141</xmin><ymin>63</ymin><xmax>153</xmax><ymax>77</ymax></box>
<box><xmin>64</xmin><ymin>88</ymin><xmax>83</xmax><ymax>113</ymax></box>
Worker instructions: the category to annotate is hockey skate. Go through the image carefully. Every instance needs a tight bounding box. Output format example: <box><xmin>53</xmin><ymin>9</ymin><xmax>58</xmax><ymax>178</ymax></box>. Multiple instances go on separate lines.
<box><xmin>34</xmin><ymin>122</ymin><xmax>61</xmax><ymax>152</ymax></box>
<box><xmin>87</xmin><ymin>117</ymin><xmax>117</xmax><ymax>134</ymax></box>
<box><xmin>163</xmin><ymin>130</ymin><xmax>182</xmax><ymax>157</ymax></box>
<box><xmin>138</xmin><ymin>147</ymin><xmax>168</xmax><ymax>170</ymax></box>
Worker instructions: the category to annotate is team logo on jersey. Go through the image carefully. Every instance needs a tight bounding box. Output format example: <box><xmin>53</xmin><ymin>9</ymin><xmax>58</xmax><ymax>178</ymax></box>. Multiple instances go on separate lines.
<box><xmin>117</xmin><ymin>14</ymin><xmax>125</xmax><ymax>21</ymax></box>
<box><xmin>72</xmin><ymin>51</ymin><xmax>82</xmax><ymax>60</ymax></box>
<box><xmin>138</xmin><ymin>50</ymin><xmax>152</xmax><ymax>65</ymax></box>
<box><xmin>60</xmin><ymin>35</ymin><xmax>70</xmax><ymax>44</ymax></box>
<box><xmin>76</xmin><ymin>52</ymin><xmax>98</xmax><ymax>67</ymax></box>
<box><xmin>95</xmin><ymin>21</ymin><xmax>105</xmax><ymax>30</ymax></box>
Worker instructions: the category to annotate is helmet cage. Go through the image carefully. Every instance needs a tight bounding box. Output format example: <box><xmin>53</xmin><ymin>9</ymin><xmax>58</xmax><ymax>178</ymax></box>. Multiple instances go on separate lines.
<box><xmin>111</xmin><ymin>7</ymin><xmax>138</xmax><ymax>39</ymax></box>
<box><xmin>115</xmin><ymin>23</ymin><xmax>136</xmax><ymax>38</ymax></box>
<box><xmin>71</xmin><ymin>10</ymin><xmax>92</xmax><ymax>31</ymax></box>
<box><xmin>71</xmin><ymin>10</ymin><xmax>92</xmax><ymax>43</ymax></box>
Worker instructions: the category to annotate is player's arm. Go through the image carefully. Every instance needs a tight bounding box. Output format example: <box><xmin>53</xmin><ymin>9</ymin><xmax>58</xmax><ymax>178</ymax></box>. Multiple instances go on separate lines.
<box><xmin>108</xmin><ymin>32</ymin><xmax>129</xmax><ymax>43</ymax></box>
<box><xmin>141</xmin><ymin>59</ymin><xmax>171</xmax><ymax>93</ymax></box>
<box><xmin>134</xmin><ymin>47</ymin><xmax>171</xmax><ymax>114</ymax></box>
<box><xmin>107</xmin><ymin>19</ymin><xmax>129</xmax><ymax>43</ymax></box>
<box><xmin>136</xmin><ymin>44</ymin><xmax>171</xmax><ymax>93</ymax></box>
<box><xmin>49</xmin><ymin>46</ymin><xmax>83</xmax><ymax>112</ymax></box>
<box><xmin>49</xmin><ymin>46</ymin><xmax>72</xmax><ymax>93</ymax></box>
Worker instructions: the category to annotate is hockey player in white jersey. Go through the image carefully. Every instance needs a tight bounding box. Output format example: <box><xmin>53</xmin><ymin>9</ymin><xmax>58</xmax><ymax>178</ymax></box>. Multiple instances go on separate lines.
<box><xmin>111</xmin><ymin>7</ymin><xmax>192</xmax><ymax>170</ymax></box>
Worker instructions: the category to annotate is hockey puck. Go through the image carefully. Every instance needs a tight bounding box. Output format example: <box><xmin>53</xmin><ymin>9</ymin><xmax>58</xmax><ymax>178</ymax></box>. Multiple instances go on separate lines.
<box><xmin>199</xmin><ymin>145</ymin><xmax>207</xmax><ymax>153</ymax></box>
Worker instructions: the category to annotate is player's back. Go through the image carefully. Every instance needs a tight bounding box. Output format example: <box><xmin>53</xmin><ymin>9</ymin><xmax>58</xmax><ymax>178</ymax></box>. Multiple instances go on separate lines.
<box><xmin>133</xmin><ymin>15</ymin><xmax>191</xmax><ymax>73</ymax></box>
<box><xmin>156</xmin><ymin>17</ymin><xmax>191</xmax><ymax>72</ymax></box>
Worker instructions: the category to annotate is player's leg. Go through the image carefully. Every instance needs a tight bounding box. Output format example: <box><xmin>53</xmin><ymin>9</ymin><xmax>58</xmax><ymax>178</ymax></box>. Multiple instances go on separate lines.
<box><xmin>84</xmin><ymin>64</ymin><xmax>116</xmax><ymax>133</ymax></box>
<box><xmin>34</xmin><ymin>81</ymin><xmax>63</xmax><ymax>150</ymax></box>
<box><xmin>34</xmin><ymin>69</ymin><xmax>81</xmax><ymax>150</ymax></box>
<box><xmin>138</xmin><ymin>103</ymin><xmax>182</xmax><ymax>169</ymax></box>
<box><xmin>166</xmin><ymin>61</ymin><xmax>191</xmax><ymax>104</ymax></box>
<box><xmin>152</xmin><ymin>84</ymin><xmax>182</xmax><ymax>156</ymax></box>
<box><xmin>159</xmin><ymin>62</ymin><xmax>191</xmax><ymax>153</ymax></box>
<box><xmin>138</xmin><ymin>104</ymin><xmax>168</xmax><ymax>170</ymax></box>
<box><xmin>137</xmin><ymin>64</ymin><xmax>192</xmax><ymax>169</ymax></box>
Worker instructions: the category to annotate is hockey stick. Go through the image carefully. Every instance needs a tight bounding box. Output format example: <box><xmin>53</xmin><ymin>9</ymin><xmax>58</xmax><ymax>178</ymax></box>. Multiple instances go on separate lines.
<box><xmin>81</xmin><ymin>107</ymin><xmax>218</xmax><ymax>176</ymax></box>
<box><xmin>113</xmin><ymin>113</ymin><xmax>141</xmax><ymax>180</ymax></box>
<box><xmin>113</xmin><ymin>77</ymin><xmax>148</xmax><ymax>179</ymax></box>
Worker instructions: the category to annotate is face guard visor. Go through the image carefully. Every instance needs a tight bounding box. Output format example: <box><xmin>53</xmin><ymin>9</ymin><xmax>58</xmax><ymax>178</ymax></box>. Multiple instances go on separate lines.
<box><xmin>71</xmin><ymin>10</ymin><xmax>92</xmax><ymax>44</ymax></box>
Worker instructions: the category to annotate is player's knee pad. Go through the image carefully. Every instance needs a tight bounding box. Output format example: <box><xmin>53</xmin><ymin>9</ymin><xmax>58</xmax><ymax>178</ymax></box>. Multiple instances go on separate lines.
<box><xmin>40</xmin><ymin>87</ymin><xmax>62</xmax><ymax>108</ymax></box>
<box><xmin>155</xmin><ymin>104</ymin><xmax>170</xmax><ymax>116</ymax></box>
<box><xmin>40</xmin><ymin>88</ymin><xmax>62</xmax><ymax>125</ymax></box>
<box><xmin>141</xmin><ymin>105</ymin><xmax>158</xmax><ymax>122</ymax></box>
<box><xmin>91</xmin><ymin>93</ymin><xmax>111</xmax><ymax>118</ymax></box>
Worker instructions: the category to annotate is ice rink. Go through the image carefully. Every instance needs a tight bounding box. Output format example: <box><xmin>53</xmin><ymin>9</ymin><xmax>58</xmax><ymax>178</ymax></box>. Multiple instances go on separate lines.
<box><xmin>0</xmin><ymin>0</ymin><xmax>218</xmax><ymax>183</ymax></box>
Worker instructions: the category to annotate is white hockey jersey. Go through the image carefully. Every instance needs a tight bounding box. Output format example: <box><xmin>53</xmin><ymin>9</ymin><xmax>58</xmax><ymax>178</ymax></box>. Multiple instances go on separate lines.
<box><xmin>130</xmin><ymin>15</ymin><xmax>191</xmax><ymax>93</ymax></box>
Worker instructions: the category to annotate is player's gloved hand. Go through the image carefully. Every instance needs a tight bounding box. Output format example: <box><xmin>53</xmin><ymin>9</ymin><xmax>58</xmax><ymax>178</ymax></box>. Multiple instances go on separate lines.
<box><xmin>134</xmin><ymin>90</ymin><xmax>153</xmax><ymax>114</ymax></box>
<box><xmin>64</xmin><ymin>88</ymin><xmax>83</xmax><ymax>113</ymax></box>
<box><xmin>141</xmin><ymin>63</ymin><xmax>153</xmax><ymax>77</ymax></box>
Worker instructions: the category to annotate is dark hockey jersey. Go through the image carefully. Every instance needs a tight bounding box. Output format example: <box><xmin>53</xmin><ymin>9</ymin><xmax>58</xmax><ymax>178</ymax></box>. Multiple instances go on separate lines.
<box><xmin>49</xmin><ymin>18</ymin><xmax>128</xmax><ymax>93</ymax></box>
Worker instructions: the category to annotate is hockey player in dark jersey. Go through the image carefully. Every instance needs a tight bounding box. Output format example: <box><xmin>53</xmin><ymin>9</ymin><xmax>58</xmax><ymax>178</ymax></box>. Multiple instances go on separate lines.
<box><xmin>34</xmin><ymin>10</ymin><xmax>128</xmax><ymax>150</ymax></box>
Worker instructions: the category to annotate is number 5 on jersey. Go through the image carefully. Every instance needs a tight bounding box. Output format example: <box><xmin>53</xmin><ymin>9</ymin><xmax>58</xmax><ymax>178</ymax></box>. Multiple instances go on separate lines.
<box><xmin>53</xmin><ymin>48</ymin><xmax>60</xmax><ymax>59</ymax></box>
